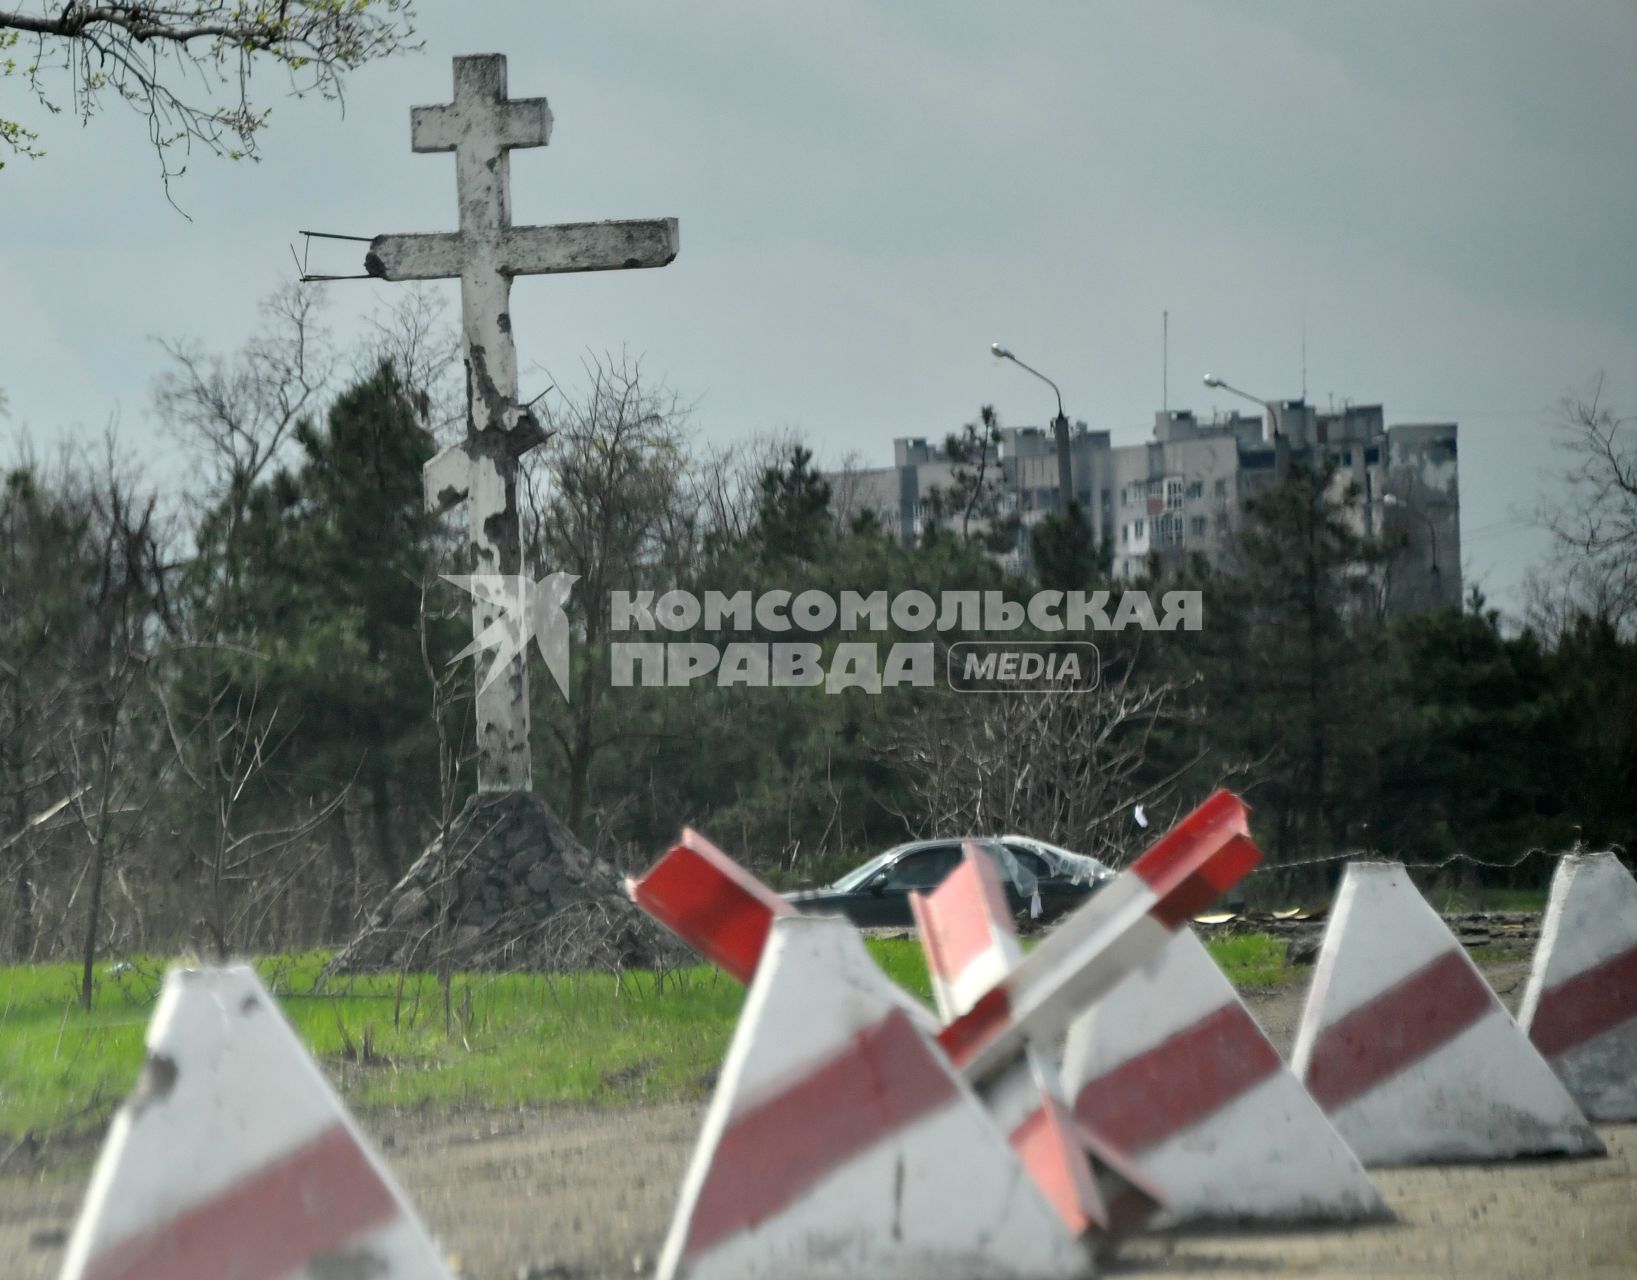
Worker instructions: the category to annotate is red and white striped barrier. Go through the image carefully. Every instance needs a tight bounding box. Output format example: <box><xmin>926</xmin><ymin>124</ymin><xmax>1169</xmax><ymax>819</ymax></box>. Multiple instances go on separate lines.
<box><xmin>1519</xmin><ymin>851</ymin><xmax>1637</xmax><ymax>1121</ymax></box>
<box><xmin>937</xmin><ymin>789</ymin><xmax>1262</xmax><ymax>1082</ymax></box>
<box><xmin>1061</xmin><ymin>929</ymin><xmax>1387</xmax><ymax>1223</ymax></box>
<box><xmin>60</xmin><ymin>965</ymin><xmax>452</xmax><ymax>1280</ymax></box>
<box><xmin>912</xmin><ymin>844</ymin><xmax>1163</xmax><ymax>1244</ymax></box>
<box><xmin>656</xmin><ymin>914</ymin><xmax>1086</xmax><ymax>1280</ymax></box>
<box><xmin>1290</xmin><ymin>862</ymin><xmax>1604</xmax><ymax>1165</ymax></box>
<box><xmin>627</xmin><ymin>827</ymin><xmax>797</xmax><ymax>984</ymax></box>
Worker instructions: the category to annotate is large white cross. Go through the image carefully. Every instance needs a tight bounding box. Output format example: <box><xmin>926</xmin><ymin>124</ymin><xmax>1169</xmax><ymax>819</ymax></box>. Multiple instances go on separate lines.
<box><xmin>367</xmin><ymin>54</ymin><xmax>678</xmax><ymax>793</ymax></box>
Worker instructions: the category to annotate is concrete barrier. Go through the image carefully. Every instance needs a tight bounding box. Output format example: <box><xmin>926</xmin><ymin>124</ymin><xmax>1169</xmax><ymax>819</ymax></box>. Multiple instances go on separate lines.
<box><xmin>59</xmin><ymin>964</ymin><xmax>452</xmax><ymax>1280</ymax></box>
<box><xmin>1291</xmin><ymin>862</ymin><xmax>1604</xmax><ymax>1165</ymax></box>
<box><xmin>656</xmin><ymin>915</ymin><xmax>1086</xmax><ymax>1280</ymax></box>
<box><xmin>1061</xmin><ymin>929</ymin><xmax>1387</xmax><ymax>1223</ymax></box>
<box><xmin>1519</xmin><ymin>851</ymin><xmax>1637</xmax><ymax>1121</ymax></box>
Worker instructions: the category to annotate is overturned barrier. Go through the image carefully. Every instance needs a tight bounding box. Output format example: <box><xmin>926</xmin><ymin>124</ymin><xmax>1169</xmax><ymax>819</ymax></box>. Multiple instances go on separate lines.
<box><xmin>1291</xmin><ymin>862</ymin><xmax>1604</xmax><ymax>1165</ymax></box>
<box><xmin>655</xmin><ymin>914</ymin><xmax>1088</xmax><ymax>1280</ymax></box>
<box><xmin>1519</xmin><ymin>851</ymin><xmax>1637</xmax><ymax>1121</ymax></box>
<box><xmin>934</xmin><ymin>790</ymin><xmax>1261</xmax><ymax>1082</ymax></box>
<box><xmin>1060</xmin><ymin>929</ymin><xmax>1387</xmax><ymax>1223</ymax></box>
<box><xmin>627</xmin><ymin>827</ymin><xmax>796</xmax><ymax>985</ymax></box>
<box><xmin>912</xmin><ymin>843</ymin><xmax>1163</xmax><ymax>1244</ymax></box>
<box><xmin>633</xmin><ymin>791</ymin><xmax>1262</xmax><ymax>1259</ymax></box>
<box><xmin>59</xmin><ymin>964</ymin><xmax>452</xmax><ymax>1280</ymax></box>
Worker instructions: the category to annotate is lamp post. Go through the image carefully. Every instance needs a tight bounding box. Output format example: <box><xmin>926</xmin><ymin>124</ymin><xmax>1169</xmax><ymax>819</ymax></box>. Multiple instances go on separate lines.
<box><xmin>1383</xmin><ymin>492</ymin><xmax>1441</xmax><ymax>606</ymax></box>
<box><xmin>992</xmin><ymin>343</ymin><xmax>1074</xmax><ymax>511</ymax></box>
<box><xmin>1202</xmin><ymin>373</ymin><xmax>1281</xmax><ymax>441</ymax></box>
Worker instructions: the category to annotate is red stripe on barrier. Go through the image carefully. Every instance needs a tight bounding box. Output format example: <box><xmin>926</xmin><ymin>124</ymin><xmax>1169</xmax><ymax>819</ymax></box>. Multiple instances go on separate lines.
<box><xmin>1304</xmin><ymin>949</ymin><xmax>1494</xmax><ymax>1113</ymax></box>
<box><xmin>683</xmin><ymin>1008</ymin><xmax>957</xmax><ymax>1258</ymax></box>
<box><xmin>937</xmin><ymin>984</ymin><xmax>1013</xmax><ymax>1068</ymax></box>
<box><xmin>1130</xmin><ymin>791</ymin><xmax>1249</xmax><ymax>895</ymax></box>
<box><xmin>1010</xmin><ymin>1095</ymin><xmax>1103</xmax><ymax>1236</ymax></box>
<box><xmin>1149</xmin><ymin>835</ymin><xmax>1263</xmax><ymax>930</ymax></box>
<box><xmin>1072</xmin><ymin>1002</ymin><xmax>1282</xmax><ymax>1154</ymax></box>
<box><xmin>1529</xmin><ymin>942</ymin><xmax>1637</xmax><ymax>1060</ymax></box>
<box><xmin>914</xmin><ymin>849</ymin><xmax>1013</xmax><ymax>987</ymax></box>
<box><xmin>630</xmin><ymin>830</ymin><xmax>793</xmax><ymax>985</ymax></box>
<box><xmin>83</xmin><ymin>1122</ymin><xmax>397</xmax><ymax>1280</ymax></box>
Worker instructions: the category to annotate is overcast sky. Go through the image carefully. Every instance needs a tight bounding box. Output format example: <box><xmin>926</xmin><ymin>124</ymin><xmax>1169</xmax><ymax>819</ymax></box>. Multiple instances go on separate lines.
<box><xmin>4</xmin><ymin>2</ymin><xmax>1635</xmax><ymax>615</ymax></box>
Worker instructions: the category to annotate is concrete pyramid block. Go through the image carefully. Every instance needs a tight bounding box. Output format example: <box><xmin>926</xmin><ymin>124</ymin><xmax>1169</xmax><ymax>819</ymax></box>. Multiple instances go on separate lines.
<box><xmin>60</xmin><ymin>964</ymin><xmax>452</xmax><ymax>1280</ymax></box>
<box><xmin>1291</xmin><ymin>862</ymin><xmax>1604</xmax><ymax>1165</ymax></box>
<box><xmin>657</xmin><ymin>915</ymin><xmax>1086</xmax><ymax>1280</ymax></box>
<box><xmin>1062</xmin><ymin>929</ymin><xmax>1387</xmax><ymax>1222</ymax></box>
<box><xmin>1519</xmin><ymin>851</ymin><xmax>1637</xmax><ymax>1120</ymax></box>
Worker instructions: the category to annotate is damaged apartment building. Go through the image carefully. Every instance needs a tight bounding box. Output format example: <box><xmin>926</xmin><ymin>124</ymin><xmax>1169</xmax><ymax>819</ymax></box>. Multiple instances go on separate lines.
<box><xmin>834</xmin><ymin>401</ymin><xmax>1460</xmax><ymax>614</ymax></box>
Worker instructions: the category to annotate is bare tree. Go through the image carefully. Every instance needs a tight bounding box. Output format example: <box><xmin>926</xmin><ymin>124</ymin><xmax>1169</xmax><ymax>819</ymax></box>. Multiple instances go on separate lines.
<box><xmin>155</xmin><ymin>282</ymin><xmax>335</xmax><ymax>563</ymax></box>
<box><xmin>358</xmin><ymin>285</ymin><xmax>464</xmax><ymax>444</ymax></box>
<box><xmin>880</xmin><ymin>655</ymin><xmax>1203</xmax><ymax>868</ymax></box>
<box><xmin>1537</xmin><ymin>377</ymin><xmax>1637</xmax><ymax>634</ymax></box>
<box><xmin>45</xmin><ymin>443</ymin><xmax>170</xmax><ymax>1006</ymax></box>
<box><xmin>688</xmin><ymin>428</ymin><xmax>804</xmax><ymax>551</ymax></box>
<box><xmin>150</xmin><ymin>663</ymin><xmax>345</xmax><ymax>957</ymax></box>
<box><xmin>520</xmin><ymin>350</ymin><xmax>693</xmax><ymax>833</ymax></box>
<box><xmin>1</xmin><ymin>2</ymin><xmax>418</xmax><ymax>191</ymax></box>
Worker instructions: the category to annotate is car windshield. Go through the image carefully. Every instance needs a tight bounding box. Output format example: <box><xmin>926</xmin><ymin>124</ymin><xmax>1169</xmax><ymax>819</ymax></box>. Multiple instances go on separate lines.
<box><xmin>829</xmin><ymin>851</ymin><xmax>897</xmax><ymax>892</ymax></box>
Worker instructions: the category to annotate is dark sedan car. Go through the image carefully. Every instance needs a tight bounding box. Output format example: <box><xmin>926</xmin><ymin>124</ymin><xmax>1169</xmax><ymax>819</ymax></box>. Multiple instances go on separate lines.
<box><xmin>783</xmin><ymin>836</ymin><xmax>1114</xmax><ymax>928</ymax></box>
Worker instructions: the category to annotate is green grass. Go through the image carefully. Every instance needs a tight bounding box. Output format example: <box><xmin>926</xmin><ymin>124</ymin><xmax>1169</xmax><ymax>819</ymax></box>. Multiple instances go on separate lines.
<box><xmin>0</xmin><ymin>933</ymin><xmax>1279</xmax><ymax>1139</ymax></box>
<box><xmin>1202</xmin><ymin>932</ymin><xmax>1293</xmax><ymax>988</ymax></box>
<box><xmin>1424</xmin><ymin>885</ymin><xmax>1549</xmax><ymax>914</ymax></box>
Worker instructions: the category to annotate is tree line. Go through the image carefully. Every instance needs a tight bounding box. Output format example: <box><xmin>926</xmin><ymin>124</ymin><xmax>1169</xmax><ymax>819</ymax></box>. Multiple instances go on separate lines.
<box><xmin>3</xmin><ymin>288</ymin><xmax>1633</xmax><ymax>983</ymax></box>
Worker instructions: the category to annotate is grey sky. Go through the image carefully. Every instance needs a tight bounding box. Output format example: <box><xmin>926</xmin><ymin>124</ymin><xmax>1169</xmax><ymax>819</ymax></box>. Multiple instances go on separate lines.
<box><xmin>4</xmin><ymin>2</ymin><xmax>1634</xmax><ymax>614</ymax></box>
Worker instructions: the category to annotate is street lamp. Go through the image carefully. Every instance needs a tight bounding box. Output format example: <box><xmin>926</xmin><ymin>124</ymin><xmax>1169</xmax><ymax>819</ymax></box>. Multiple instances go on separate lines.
<box><xmin>1383</xmin><ymin>493</ymin><xmax>1440</xmax><ymax>576</ymax></box>
<box><xmin>1202</xmin><ymin>373</ymin><xmax>1280</xmax><ymax>441</ymax></box>
<box><xmin>992</xmin><ymin>342</ymin><xmax>1074</xmax><ymax>510</ymax></box>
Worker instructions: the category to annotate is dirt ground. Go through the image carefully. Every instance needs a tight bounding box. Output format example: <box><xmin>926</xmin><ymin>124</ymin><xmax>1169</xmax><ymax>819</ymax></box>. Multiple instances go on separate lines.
<box><xmin>4</xmin><ymin>959</ymin><xmax>1634</xmax><ymax>1280</ymax></box>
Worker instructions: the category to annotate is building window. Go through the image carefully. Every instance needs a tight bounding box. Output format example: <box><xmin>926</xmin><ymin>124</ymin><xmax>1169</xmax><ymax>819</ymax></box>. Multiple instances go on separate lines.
<box><xmin>1216</xmin><ymin>512</ymin><xmax>1229</xmax><ymax>535</ymax></box>
<box><xmin>1186</xmin><ymin>480</ymin><xmax>1204</xmax><ymax>501</ymax></box>
<box><xmin>1133</xmin><ymin>518</ymin><xmax>1146</xmax><ymax>538</ymax></box>
<box><xmin>1191</xmin><ymin>515</ymin><xmax>1207</xmax><ymax>537</ymax></box>
<box><xmin>1214</xmin><ymin>477</ymin><xmax>1228</xmax><ymax>497</ymax></box>
<box><xmin>1165</xmin><ymin>478</ymin><xmax>1185</xmax><ymax>511</ymax></box>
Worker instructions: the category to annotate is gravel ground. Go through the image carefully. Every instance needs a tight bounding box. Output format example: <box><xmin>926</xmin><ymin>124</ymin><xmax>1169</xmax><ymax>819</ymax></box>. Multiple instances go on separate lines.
<box><xmin>4</xmin><ymin>959</ymin><xmax>1633</xmax><ymax>1279</ymax></box>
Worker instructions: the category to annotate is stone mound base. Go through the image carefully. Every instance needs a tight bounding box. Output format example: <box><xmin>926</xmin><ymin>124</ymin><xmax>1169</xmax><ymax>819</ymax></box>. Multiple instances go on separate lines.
<box><xmin>321</xmin><ymin>790</ymin><xmax>680</xmax><ymax>978</ymax></box>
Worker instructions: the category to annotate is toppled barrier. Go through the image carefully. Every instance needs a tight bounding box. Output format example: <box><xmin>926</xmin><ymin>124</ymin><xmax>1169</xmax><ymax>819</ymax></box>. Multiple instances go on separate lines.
<box><xmin>912</xmin><ymin>843</ymin><xmax>1163</xmax><ymax>1245</ymax></box>
<box><xmin>632</xmin><ymin>789</ymin><xmax>1263</xmax><ymax>1263</ymax></box>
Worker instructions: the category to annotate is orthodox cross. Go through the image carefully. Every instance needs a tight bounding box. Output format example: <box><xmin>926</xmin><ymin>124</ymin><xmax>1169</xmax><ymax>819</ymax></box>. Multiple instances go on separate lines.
<box><xmin>367</xmin><ymin>53</ymin><xmax>678</xmax><ymax>792</ymax></box>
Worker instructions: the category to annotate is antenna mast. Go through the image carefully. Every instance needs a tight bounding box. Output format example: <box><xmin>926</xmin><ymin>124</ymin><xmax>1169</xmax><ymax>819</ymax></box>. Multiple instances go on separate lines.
<box><xmin>1163</xmin><ymin>309</ymin><xmax>1169</xmax><ymax>413</ymax></box>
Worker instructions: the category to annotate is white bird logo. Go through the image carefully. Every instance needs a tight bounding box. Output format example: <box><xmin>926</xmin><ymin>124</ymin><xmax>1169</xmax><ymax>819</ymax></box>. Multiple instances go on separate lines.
<box><xmin>443</xmin><ymin>572</ymin><xmax>579</xmax><ymax>699</ymax></box>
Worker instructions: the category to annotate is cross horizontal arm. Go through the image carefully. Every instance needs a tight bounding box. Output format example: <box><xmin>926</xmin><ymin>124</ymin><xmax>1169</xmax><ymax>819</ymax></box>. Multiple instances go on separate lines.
<box><xmin>411</xmin><ymin>97</ymin><xmax>552</xmax><ymax>154</ymax></box>
<box><xmin>365</xmin><ymin>219</ymin><xmax>680</xmax><ymax>282</ymax></box>
<box><xmin>502</xmin><ymin>218</ymin><xmax>679</xmax><ymax>276</ymax></box>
